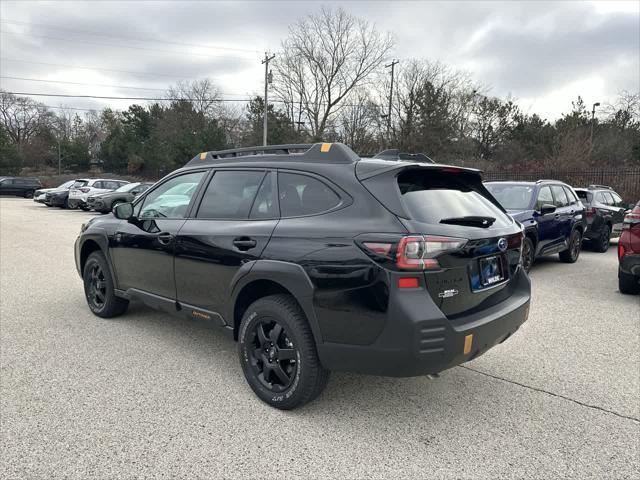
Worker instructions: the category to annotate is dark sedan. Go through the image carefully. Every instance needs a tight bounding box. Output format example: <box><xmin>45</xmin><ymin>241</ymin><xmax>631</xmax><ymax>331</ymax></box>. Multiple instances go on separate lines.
<box><xmin>90</xmin><ymin>182</ymin><xmax>154</xmax><ymax>213</ymax></box>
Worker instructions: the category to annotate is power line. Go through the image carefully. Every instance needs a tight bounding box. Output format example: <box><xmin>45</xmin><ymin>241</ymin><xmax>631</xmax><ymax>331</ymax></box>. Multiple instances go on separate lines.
<box><xmin>0</xmin><ymin>19</ymin><xmax>262</xmax><ymax>54</ymax></box>
<box><xmin>1</xmin><ymin>76</ymin><xmax>167</xmax><ymax>92</ymax></box>
<box><xmin>0</xmin><ymin>58</ymin><xmax>194</xmax><ymax>79</ymax></box>
<box><xmin>0</xmin><ymin>76</ymin><xmax>251</xmax><ymax>97</ymax></box>
<box><xmin>3</xmin><ymin>91</ymin><xmax>255</xmax><ymax>102</ymax></box>
<box><xmin>0</xmin><ymin>30</ymin><xmax>255</xmax><ymax>61</ymax></box>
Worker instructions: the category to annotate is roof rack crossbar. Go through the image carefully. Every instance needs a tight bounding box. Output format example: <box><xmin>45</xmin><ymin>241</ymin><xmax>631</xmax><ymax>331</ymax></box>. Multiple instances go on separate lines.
<box><xmin>587</xmin><ymin>184</ymin><xmax>612</xmax><ymax>190</ymax></box>
<box><xmin>186</xmin><ymin>142</ymin><xmax>360</xmax><ymax>166</ymax></box>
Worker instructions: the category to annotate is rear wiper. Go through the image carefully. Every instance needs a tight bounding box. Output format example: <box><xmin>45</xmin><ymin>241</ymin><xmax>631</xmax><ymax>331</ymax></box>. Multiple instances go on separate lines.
<box><xmin>440</xmin><ymin>216</ymin><xmax>496</xmax><ymax>228</ymax></box>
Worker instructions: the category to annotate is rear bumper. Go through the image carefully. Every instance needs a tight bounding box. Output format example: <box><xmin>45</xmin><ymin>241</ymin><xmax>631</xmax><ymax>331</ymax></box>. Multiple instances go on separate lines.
<box><xmin>317</xmin><ymin>268</ymin><xmax>531</xmax><ymax>377</ymax></box>
<box><xmin>619</xmin><ymin>253</ymin><xmax>640</xmax><ymax>277</ymax></box>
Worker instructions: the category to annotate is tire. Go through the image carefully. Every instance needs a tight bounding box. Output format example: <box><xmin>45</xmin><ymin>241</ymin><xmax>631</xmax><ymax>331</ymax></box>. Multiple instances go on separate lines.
<box><xmin>82</xmin><ymin>251</ymin><xmax>129</xmax><ymax>318</ymax></box>
<box><xmin>23</xmin><ymin>190</ymin><xmax>34</xmax><ymax>199</ymax></box>
<box><xmin>559</xmin><ymin>229</ymin><xmax>582</xmax><ymax>263</ymax></box>
<box><xmin>238</xmin><ymin>294</ymin><xmax>330</xmax><ymax>410</ymax></box>
<box><xmin>594</xmin><ymin>225</ymin><xmax>611</xmax><ymax>253</ymax></box>
<box><xmin>619</xmin><ymin>271</ymin><xmax>640</xmax><ymax>295</ymax></box>
<box><xmin>79</xmin><ymin>205</ymin><xmax>90</xmax><ymax>211</ymax></box>
<box><xmin>521</xmin><ymin>237</ymin><xmax>535</xmax><ymax>273</ymax></box>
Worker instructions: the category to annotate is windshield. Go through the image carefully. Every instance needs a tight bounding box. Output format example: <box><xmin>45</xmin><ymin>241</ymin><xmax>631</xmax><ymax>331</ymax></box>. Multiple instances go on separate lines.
<box><xmin>484</xmin><ymin>183</ymin><xmax>535</xmax><ymax>210</ymax></box>
<box><xmin>115</xmin><ymin>182</ymin><xmax>140</xmax><ymax>193</ymax></box>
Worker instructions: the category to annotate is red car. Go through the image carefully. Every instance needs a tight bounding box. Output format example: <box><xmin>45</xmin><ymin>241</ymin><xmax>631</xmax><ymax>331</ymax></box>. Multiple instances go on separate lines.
<box><xmin>618</xmin><ymin>200</ymin><xmax>640</xmax><ymax>294</ymax></box>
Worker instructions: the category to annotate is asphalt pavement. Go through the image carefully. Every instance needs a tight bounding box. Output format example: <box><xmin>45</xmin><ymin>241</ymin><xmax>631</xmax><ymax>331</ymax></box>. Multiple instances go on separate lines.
<box><xmin>1</xmin><ymin>197</ymin><xmax>638</xmax><ymax>479</ymax></box>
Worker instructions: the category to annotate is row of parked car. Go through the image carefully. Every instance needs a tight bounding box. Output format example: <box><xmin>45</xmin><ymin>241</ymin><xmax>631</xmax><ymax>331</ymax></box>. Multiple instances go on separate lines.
<box><xmin>30</xmin><ymin>178</ymin><xmax>154</xmax><ymax>213</ymax></box>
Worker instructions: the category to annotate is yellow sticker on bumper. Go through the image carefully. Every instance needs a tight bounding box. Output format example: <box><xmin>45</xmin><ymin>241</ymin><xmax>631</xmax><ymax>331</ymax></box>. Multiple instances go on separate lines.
<box><xmin>463</xmin><ymin>334</ymin><xmax>473</xmax><ymax>355</ymax></box>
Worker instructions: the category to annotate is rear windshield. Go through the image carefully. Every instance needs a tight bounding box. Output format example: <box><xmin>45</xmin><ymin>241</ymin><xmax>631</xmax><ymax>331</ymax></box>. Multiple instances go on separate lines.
<box><xmin>398</xmin><ymin>171</ymin><xmax>512</xmax><ymax>227</ymax></box>
<box><xmin>575</xmin><ymin>190</ymin><xmax>592</xmax><ymax>203</ymax></box>
<box><xmin>484</xmin><ymin>183</ymin><xmax>534</xmax><ymax>210</ymax></box>
<box><xmin>71</xmin><ymin>180</ymin><xmax>88</xmax><ymax>188</ymax></box>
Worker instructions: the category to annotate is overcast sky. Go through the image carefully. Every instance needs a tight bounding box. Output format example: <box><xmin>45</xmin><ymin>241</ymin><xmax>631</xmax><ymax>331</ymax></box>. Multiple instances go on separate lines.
<box><xmin>1</xmin><ymin>0</ymin><xmax>638</xmax><ymax>120</ymax></box>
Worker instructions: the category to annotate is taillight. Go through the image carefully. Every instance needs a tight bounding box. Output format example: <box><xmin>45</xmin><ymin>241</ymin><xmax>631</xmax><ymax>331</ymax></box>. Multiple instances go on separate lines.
<box><xmin>80</xmin><ymin>187</ymin><xmax>90</xmax><ymax>193</ymax></box>
<box><xmin>396</xmin><ymin>235</ymin><xmax>467</xmax><ymax>270</ymax></box>
<box><xmin>585</xmin><ymin>207</ymin><xmax>596</xmax><ymax>218</ymax></box>
<box><xmin>618</xmin><ymin>242</ymin><xmax>625</xmax><ymax>260</ymax></box>
<box><xmin>362</xmin><ymin>242</ymin><xmax>392</xmax><ymax>256</ymax></box>
<box><xmin>622</xmin><ymin>212</ymin><xmax>640</xmax><ymax>231</ymax></box>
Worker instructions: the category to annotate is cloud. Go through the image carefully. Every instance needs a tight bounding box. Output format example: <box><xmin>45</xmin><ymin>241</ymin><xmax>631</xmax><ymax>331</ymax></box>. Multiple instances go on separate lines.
<box><xmin>0</xmin><ymin>0</ymin><xmax>637</xmax><ymax>119</ymax></box>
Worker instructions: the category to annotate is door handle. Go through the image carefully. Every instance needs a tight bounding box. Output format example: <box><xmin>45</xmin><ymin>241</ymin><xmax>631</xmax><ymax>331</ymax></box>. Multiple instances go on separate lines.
<box><xmin>233</xmin><ymin>237</ymin><xmax>257</xmax><ymax>250</ymax></box>
<box><xmin>157</xmin><ymin>233</ymin><xmax>174</xmax><ymax>245</ymax></box>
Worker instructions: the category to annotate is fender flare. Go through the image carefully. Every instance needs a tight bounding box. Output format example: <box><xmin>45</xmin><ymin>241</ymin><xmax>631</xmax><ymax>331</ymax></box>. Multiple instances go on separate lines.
<box><xmin>227</xmin><ymin>260</ymin><xmax>322</xmax><ymax>343</ymax></box>
<box><xmin>78</xmin><ymin>230</ymin><xmax>118</xmax><ymax>286</ymax></box>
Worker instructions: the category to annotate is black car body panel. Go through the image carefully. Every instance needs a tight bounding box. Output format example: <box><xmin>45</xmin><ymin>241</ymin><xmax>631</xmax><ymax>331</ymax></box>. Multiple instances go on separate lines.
<box><xmin>75</xmin><ymin>143</ymin><xmax>530</xmax><ymax>377</ymax></box>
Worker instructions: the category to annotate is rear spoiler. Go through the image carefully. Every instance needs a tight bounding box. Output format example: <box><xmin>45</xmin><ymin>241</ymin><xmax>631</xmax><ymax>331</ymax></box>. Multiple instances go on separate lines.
<box><xmin>356</xmin><ymin>162</ymin><xmax>503</xmax><ymax>219</ymax></box>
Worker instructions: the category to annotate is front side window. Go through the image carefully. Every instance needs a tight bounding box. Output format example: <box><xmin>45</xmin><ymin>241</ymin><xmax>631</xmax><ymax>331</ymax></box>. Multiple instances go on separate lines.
<box><xmin>278</xmin><ymin>172</ymin><xmax>341</xmax><ymax>217</ymax></box>
<box><xmin>138</xmin><ymin>171</ymin><xmax>205</xmax><ymax>219</ymax></box>
<box><xmin>536</xmin><ymin>186</ymin><xmax>553</xmax><ymax>210</ymax></box>
<box><xmin>602</xmin><ymin>192</ymin><xmax>615</xmax><ymax>206</ymax></box>
<box><xmin>595</xmin><ymin>192</ymin><xmax>607</xmax><ymax>204</ymax></box>
<box><xmin>551</xmin><ymin>185</ymin><xmax>569</xmax><ymax>207</ymax></box>
<box><xmin>196</xmin><ymin>170</ymin><xmax>266</xmax><ymax>219</ymax></box>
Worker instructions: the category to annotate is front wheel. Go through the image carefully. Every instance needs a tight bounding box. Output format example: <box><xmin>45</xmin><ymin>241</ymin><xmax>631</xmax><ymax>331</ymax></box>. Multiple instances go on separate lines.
<box><xmin>23</xmin><ymin>190</ymin><xmax>34</xmax><ymax>198</ymax></box>
<box><xmin>521</xmin><ymin>237</ymin><xmax>534</xmax><ymax>273</ymax></box>
<box><xmin>594</xmin><ymin>225</ymin><xmax>610</xmax><ymax>253</ymax></box>
<box><xmin>559</xmin><ymin>229</ymin><xmax>582</xmax><ymax>263</ymax></box>
<box><xmin>238</xmin><ymin>294</ymin><xmax>329</xmax><ymax>410</ymax></box>
<box><xmin>83</xmin><ymin>251</ymin><xmax>129</xmax><ymax>318</ymax></box>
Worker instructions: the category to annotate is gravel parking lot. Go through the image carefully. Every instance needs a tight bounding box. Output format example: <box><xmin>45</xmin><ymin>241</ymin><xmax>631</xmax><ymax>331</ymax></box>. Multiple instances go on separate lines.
<box><xmin>1</xmin><ymin>197</ymin><xmax>638</xmax><ymax>479</ymax></box>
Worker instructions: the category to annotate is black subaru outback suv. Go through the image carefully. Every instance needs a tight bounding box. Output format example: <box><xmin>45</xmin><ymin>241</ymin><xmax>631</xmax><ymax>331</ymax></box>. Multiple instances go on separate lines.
<box><xmin>75</xmin><ymin>143</ymin><xmax>530</xmax><ymax>409</ymax></box>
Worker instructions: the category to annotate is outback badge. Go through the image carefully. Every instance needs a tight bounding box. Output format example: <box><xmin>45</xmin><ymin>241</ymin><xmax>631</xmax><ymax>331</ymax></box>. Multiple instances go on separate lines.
<box><xmin>438</xmin><ymin>289</ymin><xmax>459</xmax><ymax>298</ymax></box>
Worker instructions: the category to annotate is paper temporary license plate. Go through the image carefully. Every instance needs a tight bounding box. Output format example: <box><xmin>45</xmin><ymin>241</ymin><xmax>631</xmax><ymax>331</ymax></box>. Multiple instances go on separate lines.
<box><xmin>479</xmin><ymin>255</ymin><xmax>504</xmax><ymax>286</ymax></box>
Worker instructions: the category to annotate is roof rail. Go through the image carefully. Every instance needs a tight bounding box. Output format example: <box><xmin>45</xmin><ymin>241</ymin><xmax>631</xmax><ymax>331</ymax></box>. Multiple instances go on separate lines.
<box><xmin>587</xmin><ymin>184</ymin><xmax>612</xmax><ymax>190</ymax></box>
<box><xmin>186</xmin><ymin>142</ymin><xmax>359</xmax><ymax>166</ymax></box>
<box><xmin>373</xmin><ymin>149</ymin><xmax>435</xmax><ymax>163</ymax></box>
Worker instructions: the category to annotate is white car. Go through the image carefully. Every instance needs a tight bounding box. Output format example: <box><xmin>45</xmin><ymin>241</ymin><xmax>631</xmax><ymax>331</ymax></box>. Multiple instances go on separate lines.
<box><xmin>33</xmin><ymin>180</ymin><xmax>75</xmax><ymax>204</ymax></box>
<box><xmin>68</xmin><ymin>179</ymin><xmax>129</xmax><ymax>210</ymax></box>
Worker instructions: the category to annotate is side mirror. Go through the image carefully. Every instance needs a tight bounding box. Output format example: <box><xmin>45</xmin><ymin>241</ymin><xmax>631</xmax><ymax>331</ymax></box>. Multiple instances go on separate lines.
<box><xmin>539</xmin><ymin>204</ymin><xmax>556</xmax><ymax>215</ymax></box>
<box><xmin>113</xmin><ymin>202</ymin><xmax>134</xmax><ymax>220</ymax></box>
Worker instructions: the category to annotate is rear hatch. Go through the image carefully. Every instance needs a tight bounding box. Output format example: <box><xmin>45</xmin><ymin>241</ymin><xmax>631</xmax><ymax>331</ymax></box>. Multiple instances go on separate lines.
<box><xmin>356</xmin><ymin>162</ymin><xmax>523</xmax><ymax>318</ymax></box>
<box><xmin>68</xmin><ymin>180</ymin><xmax>89</xmax><ymax>198</ymax></box>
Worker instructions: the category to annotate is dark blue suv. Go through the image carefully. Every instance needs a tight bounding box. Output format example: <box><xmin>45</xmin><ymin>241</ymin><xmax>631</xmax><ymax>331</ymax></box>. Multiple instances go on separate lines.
<box><xmin>485</xmin><ymin>181</ymin><xmax>586</xmax><ymax>272</ymax></box>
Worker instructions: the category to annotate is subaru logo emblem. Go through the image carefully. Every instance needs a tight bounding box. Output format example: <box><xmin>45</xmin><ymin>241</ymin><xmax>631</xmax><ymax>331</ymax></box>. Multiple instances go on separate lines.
<box><xmin>497</xmin><ymin>238</ymin><xmax>508</xmax><ymax>252</ymax></box>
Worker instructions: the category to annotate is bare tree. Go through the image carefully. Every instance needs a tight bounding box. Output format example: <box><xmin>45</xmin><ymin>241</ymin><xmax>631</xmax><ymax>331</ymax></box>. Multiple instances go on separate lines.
<box><xmin>273</xmin><ymin>7</ymin><xmax>394</xmax><ymax>140</ymax></box>
<box><xmin>166</xmin><ymin>79</ymin><xmax>221</xmax><ymax>118</ymax></box>
<box><xmin>337</xmin><ymin>89</ymin><xmax>383</xmax><ymax>154</ymax></box>
<box><xmin>0</xmin><ymin>91</ymin><xmax>53</xmax><ymax>147</ymax></box>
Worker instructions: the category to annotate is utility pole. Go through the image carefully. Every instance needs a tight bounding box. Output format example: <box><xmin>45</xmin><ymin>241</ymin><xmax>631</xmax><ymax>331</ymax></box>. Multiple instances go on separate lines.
<box><xmin>262</xmin><ymin>52</ymin><xmax>275</xmax><ymax>146</ymax></box>
<box><xmin>590</xmin><ymin>101</ymin><xmax>600</xmax><ymax>148</ymax></box>
<box><xmin>385</xmin><ymin>59</ymin><xmax>399</xmax><ymax>145</ymax></box>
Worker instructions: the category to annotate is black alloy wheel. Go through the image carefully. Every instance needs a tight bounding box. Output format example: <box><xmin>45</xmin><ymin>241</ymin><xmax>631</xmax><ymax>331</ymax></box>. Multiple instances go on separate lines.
<box><xmin>249</xmin><ymin>319</ymin><xmax>298</xmax><ymax>392</ymax></box>
<box><xmin>82</xmin><ymin>251</ymin><xmax>129</xmax><ymax>318</ymax></box>
<box><xmin>521</xmin><ymin>237</ymin><xmax>534</xmax><ymax>273</ymax></box>
<box><xmin>86</xmin><ymin>263</ymin><xmax>107</xmax><ymax>311</ymax></box>
<box><xmin>560</xmin><ymin>230</ymin><xmax>582</xmax><ymax>263</ymax></box>
<box><xmin>238</xmin><ymin>294</ymin><xmax>330</xmax><ymax>410</ymax></box>
<box><xmin>595</xmin><ymin>225</ymin><xmax>610</xmax><ymax>253</ymax></box>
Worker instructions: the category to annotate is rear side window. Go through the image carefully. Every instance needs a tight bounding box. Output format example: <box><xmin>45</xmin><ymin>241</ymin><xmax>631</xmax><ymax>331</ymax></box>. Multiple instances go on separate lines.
<box><xmin>197</xmin><ymin>170</ymin><xmax>266</xmax><ymax>219</ymax></box>
<box><xmin>551</xmin><ymin>185</ymin><xmax>569</xmax><ymax>207</ymax></box>
<box><xmin>536</xmin><ymin>186</ymin><xmax>553</xmax><ymax>210</ymax></box>
<box><xmin>278</xmin><ymin>172</ymin><xmax>340</xmax><ymax>217</ymax></box>
<box><xmin>397</xmin><ymin>170</ymin><xmax>511</xmax><ymax>227</ymax></box>
<box><xmin>611</xmin><ymin>192</ymin><xmax>623</xmax><ymax>207</ymax></box>
<box><xmin>595</xmin><ymin>192</ymin><xmax>607</xmax><ymax>204</ymax></box>
<box><xmin>564</xmin><ymin>187</ymin><xmax>578</xmax><ymax>204</ymax></box>
<box><xmin>601</xmin><ymin>192</ymin><xmax>615</xmax><ymax>205</ymax></box>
